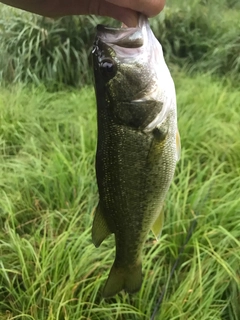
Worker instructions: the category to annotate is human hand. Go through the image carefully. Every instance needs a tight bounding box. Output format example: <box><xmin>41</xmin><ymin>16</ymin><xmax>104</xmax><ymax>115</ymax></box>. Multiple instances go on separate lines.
<box><xmin>99</xmin><ymin>0</ymin><xmax>166</xmax><ymax>26</ymax></box>
<box><xmin>1</xmin><ymin>0</ymin><xmax>165</xmax><ymax>26</ymax></box>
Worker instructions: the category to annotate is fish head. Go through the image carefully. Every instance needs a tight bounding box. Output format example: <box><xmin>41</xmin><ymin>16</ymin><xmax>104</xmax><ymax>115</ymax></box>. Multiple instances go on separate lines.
<box><xmin>92</xmin><ymin>19</ymin><xmax>152</xmax><ymax>98</ymax></box>
<box><xmin>92</xmin><ymin>15</ymin><xmax>175</xmax><ymax>129</ymax></box>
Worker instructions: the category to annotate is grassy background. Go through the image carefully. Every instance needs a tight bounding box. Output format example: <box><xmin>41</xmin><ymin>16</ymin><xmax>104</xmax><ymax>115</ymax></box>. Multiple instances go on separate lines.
<box><xmin>0</xmin><ymin>0</ymin><xmax>240</xmax><ymax>86</ymax></box>
<box><xmin>0</xmin><ymin>0</ymin><xmax>240</xmax><ymax>319</ymax></box>
<box><xmin>0</xmin><ymin>70</ymin><xmax>240</xmax><ymax>319</ymax></box>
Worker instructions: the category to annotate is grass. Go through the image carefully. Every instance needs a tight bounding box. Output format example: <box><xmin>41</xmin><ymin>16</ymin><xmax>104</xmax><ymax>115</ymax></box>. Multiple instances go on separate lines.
<box><xmin>151</xmin><ymin>0</ymin><xmax>240</xmax><ymax>83</ymax></box>
<box><xmin>0</xmin><ymin>70</ymin><xmax>240</xmax><ymax>319</ymax></box>
<box><xmin>0</xmin><ymin>0</ymin><xmax>240</xmax><ymax>86</ymax></box>
<box><xmin>0</xmin><ymin>4</ymin><xmax>116</xmax><ymax>87</ymax></box>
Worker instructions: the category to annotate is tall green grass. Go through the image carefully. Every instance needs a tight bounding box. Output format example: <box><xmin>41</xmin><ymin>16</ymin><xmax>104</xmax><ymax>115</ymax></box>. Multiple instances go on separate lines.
<box><xmin>0</xmin><ymin>5</ymin><xmax>116</xmax><ymax>87</ymax></box>
<box><xmin>152</xmin><ymin>0</ymin><xmax>240</xmax><ymax>82</ymax></box>
<box><xmin>0</xmin><ymin>0</ymin><xmax>240</xmax><ymax>86</ymax></box>
<box><xmin>0</xmin><ymin>71</ymin><xmax>239</xmax><ymax>319</ymax></box>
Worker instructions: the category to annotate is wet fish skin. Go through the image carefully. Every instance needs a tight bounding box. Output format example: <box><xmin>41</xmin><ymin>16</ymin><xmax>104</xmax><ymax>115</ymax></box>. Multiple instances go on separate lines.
<box><xmin>92</xmin><ymin>15</ymin><xmax>180</xmax><ymax>298</ymax></box>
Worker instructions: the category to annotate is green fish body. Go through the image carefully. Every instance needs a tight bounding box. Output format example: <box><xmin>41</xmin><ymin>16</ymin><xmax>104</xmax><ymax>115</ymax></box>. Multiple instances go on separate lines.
<box><xmin>92</xmin><ymin>15</ymin><xmax>180</xmax><ymax>298</ymax></box>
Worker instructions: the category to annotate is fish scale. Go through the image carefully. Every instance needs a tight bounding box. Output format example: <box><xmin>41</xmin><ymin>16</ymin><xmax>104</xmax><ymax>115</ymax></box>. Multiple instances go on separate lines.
<box><xmin>92</xmin><ymin>14</ymin><xmax>180</xmax><ymax>298</ymax></box>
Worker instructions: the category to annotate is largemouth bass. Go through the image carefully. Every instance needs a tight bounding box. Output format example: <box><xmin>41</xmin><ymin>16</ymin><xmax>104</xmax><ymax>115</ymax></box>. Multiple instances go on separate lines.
<box><xmin>92</xmin><ymin>15</ymin><xmax>181</xmax><ymax>298</ymax></box>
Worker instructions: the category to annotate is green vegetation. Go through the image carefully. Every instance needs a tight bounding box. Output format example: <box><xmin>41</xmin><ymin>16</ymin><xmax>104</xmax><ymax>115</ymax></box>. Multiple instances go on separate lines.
<box><xmin>0</xmin><ymin>71</ymin><xmax>240</xmax><ymax>319</ymax></box>
<box><xmin>0</xmin><ymin>0</ymin><xmax>239</xmax><ymax>318</ymax></box>
<box><xmin>152</xmin><ymin>0</ymin><xmax>240</xmax><ymax>82</ymax></box>
<box><xmin>0</xmin><ymin>0</ymin><xmax>240</xmax><ymax>86</ymax></box>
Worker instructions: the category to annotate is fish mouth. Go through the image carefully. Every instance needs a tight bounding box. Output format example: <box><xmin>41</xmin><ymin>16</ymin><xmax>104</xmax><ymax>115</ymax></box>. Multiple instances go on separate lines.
<box><xmin>92</xmin><ymin>14</ymin><xmax>154</xmax><ymax>66</ymax></box>
<box><xmin>96</xmin><ymin>25</ymin><xmax>144</xmax><ymax>48</ymax></box>
<box><xmin>95</xmin><ymin>15</ymin><xmax>149</xmax><ymax>49</ymax></box>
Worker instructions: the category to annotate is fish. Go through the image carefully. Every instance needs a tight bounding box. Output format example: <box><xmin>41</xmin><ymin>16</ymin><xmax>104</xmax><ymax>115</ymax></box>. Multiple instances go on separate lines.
<box><xmin>91</xmin><ymin>14</ymin><xmax>181</xmax><ymax>298</ymax></box>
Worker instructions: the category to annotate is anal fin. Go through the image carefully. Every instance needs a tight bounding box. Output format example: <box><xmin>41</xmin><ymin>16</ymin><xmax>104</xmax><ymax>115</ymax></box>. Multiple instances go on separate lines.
<box><xmin>151</xmin><ymin>208</ymin><xmax>164</xmax><ymax>240</ymax></box>
<box><xmin>92</xmin><ymin>202</ymin><xmax>111</xmax><ymax>248</ymax></box>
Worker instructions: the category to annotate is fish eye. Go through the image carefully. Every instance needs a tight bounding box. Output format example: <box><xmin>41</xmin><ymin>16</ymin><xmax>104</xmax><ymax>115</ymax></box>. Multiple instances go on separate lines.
<box><xmin>100</xmin><ymin>58</ymin><xmax>116</xmax><ymax>79</ymax></box>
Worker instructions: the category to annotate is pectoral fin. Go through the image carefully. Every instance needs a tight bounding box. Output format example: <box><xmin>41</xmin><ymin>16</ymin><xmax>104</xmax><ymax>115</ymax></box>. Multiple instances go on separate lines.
<box><xmin>92</xmin><ymin>202</ymin><xmax>111</xmax><ymax>248</ymax></box>
<box><xmin>176</xmin><ymin>129</ymin><xmax>181</xmax><ymax>161</ymax></box>
<box><xmin>152</xmin><ymin>208</ymin><xmax>164</xmax><ymax>240</ymax></box>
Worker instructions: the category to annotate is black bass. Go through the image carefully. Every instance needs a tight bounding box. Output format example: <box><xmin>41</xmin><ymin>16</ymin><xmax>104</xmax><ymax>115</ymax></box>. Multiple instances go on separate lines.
<box><xmin>92</xmin><ymin>15</ymin><xmax>181</xmax><ymax>298</ymax></box>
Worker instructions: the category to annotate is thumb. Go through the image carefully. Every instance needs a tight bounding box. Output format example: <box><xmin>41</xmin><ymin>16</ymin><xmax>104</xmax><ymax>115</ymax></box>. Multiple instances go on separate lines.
<box><xmin>106</xmin><ymin>0</ymin><xmax>165</xmax><ymax>17</ymax></box>
<box><xmin>88</xmin><ymin>0</ymin><xmax>138</xmax><ymax>27</ymax></box>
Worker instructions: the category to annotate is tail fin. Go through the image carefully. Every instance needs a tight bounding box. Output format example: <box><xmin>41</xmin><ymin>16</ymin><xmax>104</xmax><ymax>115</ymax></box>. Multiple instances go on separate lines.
<box><xmin>102</xmin><ymin>262</ymin><xmax>142</xmax><ymax>298</ymax></box>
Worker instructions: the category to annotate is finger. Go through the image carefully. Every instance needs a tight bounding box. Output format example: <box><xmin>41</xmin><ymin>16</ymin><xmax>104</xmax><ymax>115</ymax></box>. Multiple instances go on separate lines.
<box><xmin>87</xmin><ymin>0</ymin><xmax>139</xmax><ymax>27</ymax></box>
<box><xmin>44</xmin><ymin>0</ymin><xmax>138</xmax><ymax>26</ymax></box>
<box><xmin>107</xmin><ymin>8</ymin><xmax>139</xmax><ymax>27</ymax></box>
<box><xmin>106</xmin><ymin>0</ymin><xmax>165</xmax><ymax>17</ymax></box>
